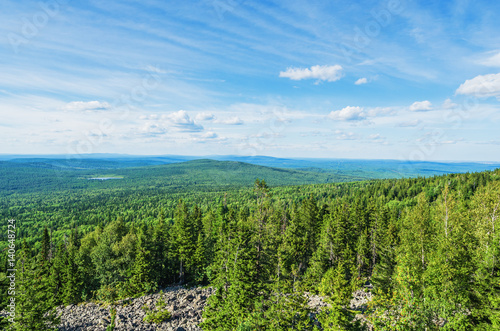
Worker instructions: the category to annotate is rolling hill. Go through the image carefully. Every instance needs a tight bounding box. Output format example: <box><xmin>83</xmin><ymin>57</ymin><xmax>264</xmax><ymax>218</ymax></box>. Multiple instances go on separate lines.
<box><xmin>0</xmin><ymin>159</ymin><xmax>367</xmax><ymax>195</ymax></box>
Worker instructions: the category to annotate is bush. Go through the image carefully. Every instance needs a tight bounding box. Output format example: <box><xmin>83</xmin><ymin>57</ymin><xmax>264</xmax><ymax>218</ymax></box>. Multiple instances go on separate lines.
<box><xmin>143</xmin><ymin>298</ymin><xmax>171</xmax><ymax>324</ymax></box>
<box><xmin>143</xmin><ymin>309</ymin><xmax>172</xmax><ymax>324</ymax></box>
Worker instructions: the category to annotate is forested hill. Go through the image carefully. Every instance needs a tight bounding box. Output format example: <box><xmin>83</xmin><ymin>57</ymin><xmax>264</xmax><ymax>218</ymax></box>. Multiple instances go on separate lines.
<box><xmin>3</xmin><ymin>155</ymin><xmax>500</xmax><ymax>196</ymax></box>
<box><xmin>3</xmin><ymin>154</ymin><xmax>500</xmax><ymax>178</ymax></box>
<box><xmin>1</xmin><ymin>166</ymin><xmax>500</xmax><ymax>329</ymax></box>
<box><xmin>0</xmin><ymin>159</ymin><xmax>367</xmax><ymax>195</ymax></box>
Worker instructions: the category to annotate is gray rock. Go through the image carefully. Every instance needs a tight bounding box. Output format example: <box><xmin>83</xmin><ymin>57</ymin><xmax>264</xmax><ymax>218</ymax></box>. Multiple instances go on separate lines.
<box><xmin>54</xmin><ymin>286</ymin><xmax>214</xmax><ymax>331</ymax></box>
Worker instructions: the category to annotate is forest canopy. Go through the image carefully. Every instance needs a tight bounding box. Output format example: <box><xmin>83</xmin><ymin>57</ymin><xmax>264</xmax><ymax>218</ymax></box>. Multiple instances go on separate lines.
<box><xmin>1</xmin><ymin>160</ymin><xmax>499</xmax><ymax>330</ymax></box>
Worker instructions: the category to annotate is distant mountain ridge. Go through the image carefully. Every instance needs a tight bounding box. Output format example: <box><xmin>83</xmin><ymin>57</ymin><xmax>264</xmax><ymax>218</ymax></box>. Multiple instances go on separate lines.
<box><xmin>0</xmin><ymin>158</ymin><xmax>362</xmax><ymax>195</ymax></box>
<box><xmin>1</xmin><ymin>154</ymin><xmax>499</xmax><ymax>179</ymax></box>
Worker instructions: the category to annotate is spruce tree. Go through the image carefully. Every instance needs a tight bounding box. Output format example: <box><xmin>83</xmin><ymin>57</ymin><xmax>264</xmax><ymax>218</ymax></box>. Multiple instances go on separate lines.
<box><xmin>63</xmin><ymin>230</ymin><xmax>83</xmax><ymax>305</ymax></box>
<box><xmin>201</xmin><ymin>220</ymin><xmax>269</xmax><ymax>330</ymax></box>
<box><xmin>127</xmin><ymin>229</ymin><xmax>156</xmax><ymax>297</ymax></box>
<box><xmin>469</xmin><ymin>182</ymin><xmax>500</xmax><ymax>328</ymax></box>
<box><xmin>172</xmin><ymin>201</ymin><xmax>196</xmax><ymax>284</ymax></box>
<box><xmin>192</xmin><ymin>232</ymin><xmax>207</xmax><ymax>283</ymax></box>
<box><xmin>264</xmin><ymin>252</ymin><xmax>314</xmax><ymax>330</ymax></box>
<box><xmin>424</xmin><ymin>185</ymin><xmax>476</xmax><ymax>329</ymax></box>
<box><xmin>14</xmin><ymin>241</ymin><xmax>59</xmax><ymax>330</ymax></box>
<box><xmin>150</xmin><ymin>218</ymin><xmax>170</xmax><ymax>287</ymax></box>
<box><xmin>318</xmin><ymin>254</ymin><xmax>364</xmax><ymax>331</ymax></box>
<box><xmin>49</xmin><ymin>242</ymin><xmax>67</xmax><ymax>306</ymax></box>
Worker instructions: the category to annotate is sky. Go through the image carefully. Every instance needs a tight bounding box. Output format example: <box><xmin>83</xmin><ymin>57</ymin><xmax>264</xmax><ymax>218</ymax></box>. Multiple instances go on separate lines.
<box><xmin>1</xmin><ymin>0</ymin><xmax>500</xmax><ymax>161</ymax></box>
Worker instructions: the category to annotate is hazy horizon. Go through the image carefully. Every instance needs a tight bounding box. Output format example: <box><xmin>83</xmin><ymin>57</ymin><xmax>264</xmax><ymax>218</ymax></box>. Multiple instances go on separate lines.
<box><xmin>1</xmin><ymin>152</ymin><xmax>500</xmax><ymax>165</ymax></box>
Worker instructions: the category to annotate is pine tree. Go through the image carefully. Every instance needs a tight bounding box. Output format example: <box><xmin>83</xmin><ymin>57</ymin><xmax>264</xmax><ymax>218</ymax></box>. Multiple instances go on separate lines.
<box><xmin>63</xmin><ymin>230</ymin><xmax>83</xmax><ymax>305</ymax></box>
<box><xmin>150</xmin><ymin>218</ymin><xmax>171</xmax><ymax>287</ymax></box>
<box><xmin>14</xmin><ymin>241</ymin><xmax>59</xmax><ymax>330</ymax></box>
<box><xmin>370</xmin><ymin>223</ymin><xmax>397</xmax><ymax>294</ymax></box>
<box><xmin>49</xmin><ymin>242</ymin><xmax>67</xmax><ymax>306</ymax></box>
<box><xmin>305</xmin><ymin>203</ymin><xmax>350</xmax><ymax>290</ymax></box>
<box><xmin>172</xmin><ymin>201</ymin><xmax>196</xmax><ymax>284</ymax></box>
<box><xmin>467</xmin><ymin>182</ymin><xmax>500</xmax><ymax>328</ymax></box>
<box><xmin>201</xmin><ymin>220</ymin><xmax>269</xmax><ymax>330</ymax></box>
<box><xmin>318</xmin><ymin>254</ymin><xmax>364</xmax><ymax>331</ymax></box>
<box><xmin>192</xmin><ymin>232</ymin><xmax>207</xmax><ymax>283</ymax></box>
<box><xmin>41</xmin><ymin>226</ymin><xmax>51</xmax><ymax>262</ymax></box>
<box><xmin>77</xmin><ymin>226</ymin><xmax>101</xmax><ymax>300</ymax></box>
<box><xmin>424</xmin><ymin>185</ymin><xmax>477</xmax><ymax>329</ymax></box>
<box><xmin>127</xmin><ymin>229</ymin><xmax>156</xmax><ymax>297</ymax></box>
<box><xmin>369</xmin><ymin>251</ymin><xmax>433</xmax><ymax>330</ymax></box>
<box><xmin>263</xmin><ymin>251</ymin><xmax>314</xmax><ymax>330</ymax></box>
<box><xmin>355</xmin><ymin>228</ymin><xmax>370</xmax><ymax>279</ymax></box>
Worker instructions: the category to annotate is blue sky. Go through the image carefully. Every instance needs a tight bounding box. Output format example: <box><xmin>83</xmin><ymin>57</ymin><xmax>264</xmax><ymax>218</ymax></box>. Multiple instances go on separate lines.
<box><xmin>1</xmin><ymin>0</ymin><xmax>500</xmax><ymax>161</ymax></box>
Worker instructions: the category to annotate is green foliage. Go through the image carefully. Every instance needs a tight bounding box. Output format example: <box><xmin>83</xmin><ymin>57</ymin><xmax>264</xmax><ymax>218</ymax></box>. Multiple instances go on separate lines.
<box><xmin>106</xmin><ymin>307</ymin><xmax>116</xmax><ymax>331</ymax></box>
<box><xmin>1</xmin><ymin>160</ymin><xmax>500</xmax><ymax>330</ymax></box>
<box><xmin>318</xmin><ymin>259</ymin><xmax>365</xmax><ymax>331</ymax></box>
<box><xmin>13</xmin><ymin>248</ymin><xmax>60</xmax><ymax>330</ymax></box>
<box><xmin>142</xmin><ymin>298</ymin><xmax>172</xmax><ymax>324</ymax></box>
<box><xmin>0</xmin><ymin>159</ymin><xmax>367</xmax><ymax>196</ymax></box>
<box><xmin>0</xmin><ymin>269</ymin><xmax>9</xmax><ymax>329</ymax></box>
<box><xmin>126</xmin><ymin>229</ymin><xmax>157</xmax><ymax>297</ymax></box>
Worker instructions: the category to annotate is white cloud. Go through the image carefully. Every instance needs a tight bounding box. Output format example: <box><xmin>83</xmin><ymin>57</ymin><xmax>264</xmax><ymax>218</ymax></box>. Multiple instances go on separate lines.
<box><xmin>218</xmin><ymin>116</ymin><xmax>244</xmax><ymax>125</ymax></box>
<box><xmin>355</xmin><ymin>77</ymin><xmax>368</xmax><ymax>85</ymax></box>
<box><xmin>190</xmin><ymin>131</ymin><xmax>225</xmax><ymax>143</ymax></box>
<box><xmin>479</xmin><ymin>51</ymin><xmax>500</xmax><ymax>67</ymax></box>
<box><xmin>328</xmin><ymin>106</ymin><xmax>366</xmax><ymax>121</ymax></box>
<box><xmin>279</xmin><ymin>65</ymin><xmax>343</xmax><ymax>82</ymax></box>
<box><xmin>63</xmin><ymin>101</ymin><xmax>111</xmax><ymax>111</ymax></box>
<box><xmin>409</xmin><ymin>100</ymin><xmax>433</xmax><ymax>112</ymax></box>
<box><xmin>334</xmin><ymin>130</ymin><xmax>358</xmax><ymax>140</ymax></box>
<box><xmin>442</xmin><ymin>99</ymin><xmax>458</xmax><ymax>109</ymax></box>
<box><xmin>195</xmin><ymin>112</ymin><xmax>215</xmax><ymax>121</ymax></box>
<box><xmin>140</xmin><ymin>122</ymin><xmax>167</xmax><ymax>136</ymax></box>
<box><xmin>366</xmin><ymin>107</ymin><xmax>396</xmax><ymax>117</ymax></box>
<box><xmin>201</xmin><ymin>131</ymin><xmax>218</xmax><ymax>139</ymax></box>
<box><xmin>367</xmin><ymin>133</ymin><xmax>388</xmax><ymax>144</ymax></box>
<box><xmin>165</xmin><ymin>110</ymin><xmax>204</xmax><ymax>132</ymax></box>
<box><xmin>456</xmin><ymin>73</ymin><xmax>500</xmax><ymax>99</ymax></box>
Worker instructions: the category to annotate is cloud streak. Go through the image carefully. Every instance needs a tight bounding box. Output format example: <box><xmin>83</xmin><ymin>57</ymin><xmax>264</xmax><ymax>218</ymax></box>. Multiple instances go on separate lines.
<box><xmin>63</xmin><ymin>101</ymin><xmax>111</xmax><ymax>111</ymax></box>
<box><xmin>279</xmin><ymin>65</ymin><xmax>343</xmax><ymax>82</ymax></box>
<box><xmin>166</xmin><ymin>110</ymin><xmax>204</xmax><ymax>132</ymax></box>
<box><xmin>218</xmin><ymin>117</ymin><xmax>244</xmax><ymax>125</ymax></box>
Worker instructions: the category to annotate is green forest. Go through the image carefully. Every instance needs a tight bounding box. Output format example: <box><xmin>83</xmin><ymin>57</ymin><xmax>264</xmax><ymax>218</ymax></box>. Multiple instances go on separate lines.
<box><xmin>1</xmin><ymin>160</ymin><xmax>500</xmax><ymax>330</ymax></box>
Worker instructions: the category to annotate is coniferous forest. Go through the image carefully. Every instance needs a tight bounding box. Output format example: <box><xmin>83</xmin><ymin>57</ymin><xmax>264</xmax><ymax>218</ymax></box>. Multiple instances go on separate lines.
<box><xmin>3</xmin><ymin>0</ymin><xmax>500</xmax><ymax>329</ymax></box>
<box><xmin>1</xmin><ymin>160</ymin><xmax>500</xmax><ymax>330</ymax></box>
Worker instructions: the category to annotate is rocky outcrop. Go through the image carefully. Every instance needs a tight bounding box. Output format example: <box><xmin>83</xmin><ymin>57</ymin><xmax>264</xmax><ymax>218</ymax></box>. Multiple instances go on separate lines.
<box><xmin>56</xmin><ymin>286</ymin><xmax>214</xmax><ymax>331</ymax></box>
<box><xmin>349</xmin><ymin>288</ymin><xmax>373</xmax><ymax>312</ymax></box>
<box><xmin>1</xmin><ymin>286</ymin><xmax>373</xmax><ymax>330</ymax></box>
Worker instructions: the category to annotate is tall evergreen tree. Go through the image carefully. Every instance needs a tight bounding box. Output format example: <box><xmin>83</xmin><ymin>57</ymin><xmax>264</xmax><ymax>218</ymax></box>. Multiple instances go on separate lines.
<box><xmin>318</xmin><ymin>253</ymin><xmax>364</xmax><ymax>331</ymax></box>
<box><xmin>172</xmin><ymin>201</ymin><xmax>196</xmax><ymax>284</ymax></box>
<box><xmin>14</xmin><ymin>240</ymin><xmax>59</xmax><ymax>330</ymax></box>
<box><xmin>63</xmin><ymin>229</ymin><xmax>83</xmax><ymax>305</ymax></box>
<box><xmin>201</xmin><ymin>220</ymin><xmax>269</xmax><ymax>330</ymax></box>
<box><xmin>127</xmin><ymin>229</ymin><xmax>156</xmax><ymax>296</ymax></box>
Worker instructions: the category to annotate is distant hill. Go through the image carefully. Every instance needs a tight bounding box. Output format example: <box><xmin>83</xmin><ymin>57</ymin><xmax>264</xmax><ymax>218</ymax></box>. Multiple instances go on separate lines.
<box><xmin>0</xmin><ymin>159</ymin><xmax>367</xmax><ymax>195</ymax></box>
<box><xmin>1</xmin><ymin>154</ymin><xmax>498</xmax><ymax>179</ymax></box>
